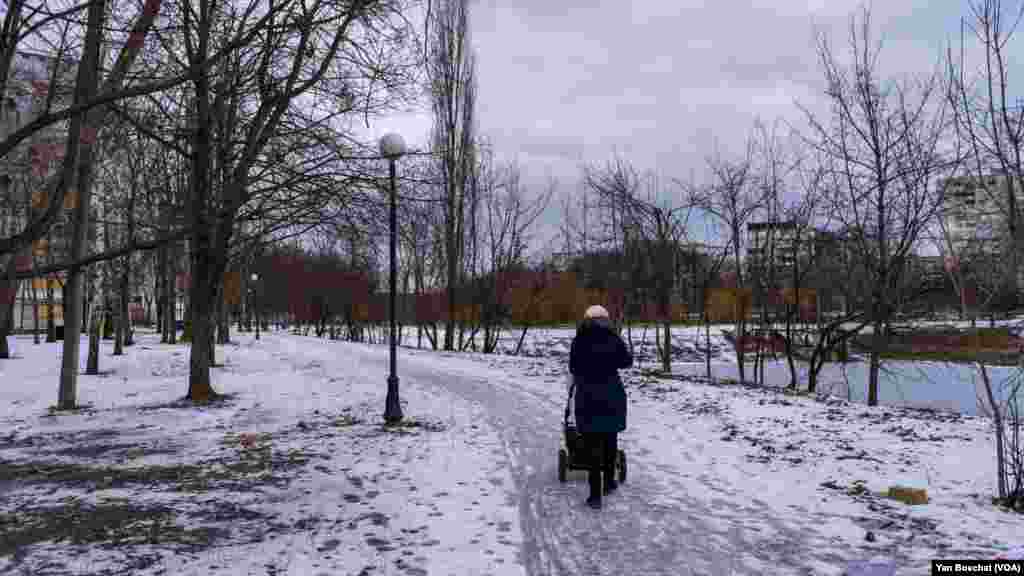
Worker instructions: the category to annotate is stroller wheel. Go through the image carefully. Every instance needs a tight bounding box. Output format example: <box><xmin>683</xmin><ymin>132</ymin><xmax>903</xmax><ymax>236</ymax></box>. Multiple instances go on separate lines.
<box><xmin>558</xmin><ymin>449</ymin><xmax>568</xmax><ymax>483</ymax></box>
<box><xmin>617</xmin><ymin>449</ymin><xmax>626</xmax><ymax>483</ymax></box>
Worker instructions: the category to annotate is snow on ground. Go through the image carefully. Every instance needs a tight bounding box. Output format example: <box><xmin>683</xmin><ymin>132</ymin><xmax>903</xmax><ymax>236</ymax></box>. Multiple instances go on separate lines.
<box><xmin>399</xmin><ymin>326</ymin><xmax>1024</xmax><ymax>572</ymax></box>
<box><xmin>0</xmin><ymin>331</ymin><xmax>523</xmax><ymax>576</ymax></box>
<box><xmin>2</xmin><ymin>324</ymin><xmax>1023</xmax><ymax>575</ymax></box>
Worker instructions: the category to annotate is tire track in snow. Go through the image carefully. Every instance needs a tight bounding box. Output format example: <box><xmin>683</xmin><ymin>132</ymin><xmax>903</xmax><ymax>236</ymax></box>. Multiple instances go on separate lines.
<box><xmin>275</xmin><ymin>336</ymin><xmax>829</xmax><ymax>574</ymax></box>
<box><xmin>378</xmin><ymin>350</ymin><xmax>751</xmax><ymax>575</ymax></box>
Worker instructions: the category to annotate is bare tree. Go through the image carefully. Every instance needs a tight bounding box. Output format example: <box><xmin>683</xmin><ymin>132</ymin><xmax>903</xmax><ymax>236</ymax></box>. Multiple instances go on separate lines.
<box><xmin>774</xmin><ymin>158</ymin><xmax>825</xmax><ymax>389</ymax></box>
<box><xmin>931</xmin><ymin>185</ymin><xmax>1003</xmax><ymax>325</ymax></box>
<box><xmin>800</xmin><ymin>7</ymin><xmax>952</xmax><ymax>405</ymax></box>
<box><xmin>748</xmin><ymin>118</ymin><xmax>800</xmax><ymax>386</ymax></box>
<box><xmin>395</xmin><ymin>162</ymin><xmax>440</xmax><ymax>349</ymax></box>
<box><xmin>0</xmin><ymin>0</ymin><xmax>174</xmax><ymax>273</ymax></box>
<box><xmin>59</xmin><ymin>0</ymin><xmax>119</xmax><ymax>406</ymax></box>
<box><xmin>427</xmin><ymin>0</ymin><xmax>476</xmax><ymax>351</ymax></box>
<box><xmin>171</xmin><ymin>0</ymin><xmax>415</xmax><ymax>402</ymax></box>
<box><xmin>947</xmin><ymin>0</ymin><xmax>1024</xmax><ymax>311</ymax></box>
<box><xmin>586</xmin><ymin>161</ymin><xmax>691</xmax><ymax>372</ymax></box>
<box><xmin>0</xmin><ymin>0</ymin><xmax>182</xmax><ymax>405</ymax></box>
<box><xmin>478</xmin><ymin>157</ymin><xmax>553</xmax><ymax>353</ymax></box>
<box><xmin>976</xmin><ymin>362</ymin><xmax>1024</xmax><ymax>508</ymax></box>
<box><xmin>693</xmin><ymin>141</ymin><xmax>764</xmax><ymax>384</ymax></box>
<box><xmin>675</xmin><ymin>217</ymin><xmax>730</xmax><ymax>383</ymax></box>
<box><xmin>581</xmin><ymin>158</ymin><xmax>642</xmax><ymax>337</ymax></box>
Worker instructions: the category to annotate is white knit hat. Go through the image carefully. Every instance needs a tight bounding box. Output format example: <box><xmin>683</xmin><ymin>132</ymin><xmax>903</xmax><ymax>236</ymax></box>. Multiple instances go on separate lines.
<box><xmin>584</xmin><ymin>305</ymin><xmax>609</xmax><ymax>319</ymax></box>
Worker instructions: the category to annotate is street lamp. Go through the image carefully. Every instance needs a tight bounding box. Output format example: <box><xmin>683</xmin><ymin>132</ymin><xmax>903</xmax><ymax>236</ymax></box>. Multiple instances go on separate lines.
<box><xmin>380</xmin><ymin>133</ymin><xmax>406</xmax><ymax>424</ymax></box>
<box><xmin>250</xmin><ymin>272</ymin><xmax>260</xmax><ymax>341</ymax></box>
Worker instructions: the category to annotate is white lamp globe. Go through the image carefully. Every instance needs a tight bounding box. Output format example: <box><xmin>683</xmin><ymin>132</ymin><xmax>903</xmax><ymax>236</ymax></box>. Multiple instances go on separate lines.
<box><xmin>379</xmin><ymin>133</ymin><xmax>406</xmax><ymax>160</ymax></box>
<box><xmin>250</xmin><ymin>273</ymin><xmax>258</xmax><ymax>282</ymax></box>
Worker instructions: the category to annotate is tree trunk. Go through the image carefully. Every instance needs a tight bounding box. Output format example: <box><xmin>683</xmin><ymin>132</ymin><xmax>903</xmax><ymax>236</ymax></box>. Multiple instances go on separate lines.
<box><xmin>86</xmin><ymin>294</ymin><xmax>102</xmax><ymax>375</ymax></box>
<box><xmin>46</xmin><ymin>276</ymin><xmax>55</xmax><ymax>342</ymax></box>
<box><xmin>121</xmin><ymin>189</ymin><xmax>135</xmax><ymax>347</ymax></box>
<box><xmin>735</xmin><ymin>316</ymin><xmax>746</xmax><ymax>384</ymax></box>
<box><xmin>157</xmin><ymin>250</ymin><xmax>165</xmax><ymax>342</ymax></box>
<box><xmin>0</xmin><ymin>233</ymin><xmax>24</xmax><ymax>357</ymax></box>
<box><xmin>239</xmin><ymin>271</ymin><xmax>247</xmax><ymax>332</ymax></box>
<box><xmin>32</xmin><ymin>275</ymin><xmax>40</xmax><ymax>345</ymax></box>
<box><xmin>808</xmin><ymin>350</ymin><xmax>822</xmax><ymax>394</ymax></box>
<box><xmin>868</xmin><ymin>318</ymin><xmax>883</xmax><ymax>406</ymax></box>
<box><xmin>212</xmin><ymin>283</ymin><xmax>222</xmax><ymax>345</ymax></box>
<box><xmin>457</xmin><ymin>313</ymin><xmax>465</xmax><ymax>351</ymax></box>
<box><xmin>208</xmin><ymin>295</ymin><xmax>218</xmax><ymax>367</ymax></box>
<box><xmin>113</xmin><ymin>298</ymin><xmax>123</xmax><ymax>355</ymax></box>
<box><xmin>979</xmin><ymin>363</ymin><xmax>1008</xmax><ymax>500</ymax></box>
<box><xmin>218</xmin><ymin>289</ymin><xmax>230</xmax><ymax>344</ymax></box>
<box><xmin>59</xmin><ymin>0</ymin><xmax>108</xmax><ymax>409</ymax></box>
<box><xmin>102</xmin><ymin>298</ymin><xmax>113</xmax><ymax>339</ymax></box>
<box><xmin>187</xmin><ymin>263</ymin><xmax>217</xmax><ymax>402</ymax></box>
<box><xmin>165</xmin><ymin>244</ymin><xmax>173</xmax><ymax>342</ymax></box>
<box><xmin>445</xmin><ymin>249</ymin><xmax>456</xmax><ymax>352</ymax></box>
<box><xmin>210</xmin><ymin>285</ymin><xmax>219</xmax><ymax>345</ymax></box>
<box><xmin>661</xmin><ymin>320</ymin><xmax>671</xmax><ymax>373</ymax></box>
<box><xmin>704</xmin><ymin>307</ymin><xmax>712</xmax><ymax>382</ymax></box>
<box><xmin>120</xmin><ymin>266</ymin><xmax>132</xmax><ymax>347</ymax></box>
<box><xmin>784</xmin><ymin>316</ymin><xmax>798</xmax><ymax>390</ymax></box>
<box><xmin>514</xmin><ymin>324</ymin><xmax>529</xmax><ymax>356</ymax></box>
<box><xmin>461</xmin><ymin>324</ymin><xmax>480</xmax><ymax>352</ymax></box>
<box><xmin>0</xmin><ymin>316</ymin><xmax>9</xmax><ymax>359</ymax></box>
<box><xmin>81</xmin><ymin>291</ymin><xmax>89</xmax><ymax>335</ymax></box>
<box><xmin>159</xmin><ymin>248</ymin><xmax>168</xmax><ymax>342</ymax></box>
<box><xmin>0</xmin><ymin>266</ymin><xmax>12</xmax><ymax>358</ymax></box>
<box><xmin>165</xmin><ymin>242</ymin><xmax>177</xmax><ymax>344</ymax></box>
<box><xmin>426</xmin><ymin>323</ymin><xmax>438</xmax><ymax>350</ymax></box>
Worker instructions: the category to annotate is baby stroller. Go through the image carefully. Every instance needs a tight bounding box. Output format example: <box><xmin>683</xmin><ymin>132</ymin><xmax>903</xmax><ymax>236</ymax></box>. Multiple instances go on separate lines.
<box><xmin>558</xmin><ymin>375</ymin><xmax>626</xmax><ymax>483</ymax></box>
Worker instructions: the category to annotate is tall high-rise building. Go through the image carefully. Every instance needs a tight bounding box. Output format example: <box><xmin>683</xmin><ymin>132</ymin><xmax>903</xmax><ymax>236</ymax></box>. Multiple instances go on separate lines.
<box><xmin>939</xmin><ymin>175</ymin><xmax>1022</xmax><ymax>255</ymax></box>
<box><xmin>746</xmin><ymin>221</ymin><xmax>817</xmax><ymax>279</ymax></box>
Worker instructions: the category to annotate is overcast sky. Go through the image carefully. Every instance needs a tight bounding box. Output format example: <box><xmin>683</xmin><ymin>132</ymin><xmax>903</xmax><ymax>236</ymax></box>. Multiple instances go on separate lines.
<box><xmin>368</xmin><ymin>0</ymin><xmax>1023</xmax><ymax>256</ymax></box>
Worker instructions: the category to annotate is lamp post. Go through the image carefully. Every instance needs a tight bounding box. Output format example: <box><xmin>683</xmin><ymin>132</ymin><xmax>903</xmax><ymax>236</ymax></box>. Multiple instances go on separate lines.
<box><xmin>250</xmin><ymin>273</ymin><xmax>260</xmax><ymax>341</ymax></box>
<box><xmin>380</xmin><ymin>133</ymin><xmax>405</xmax><ymax>424</ymax></box>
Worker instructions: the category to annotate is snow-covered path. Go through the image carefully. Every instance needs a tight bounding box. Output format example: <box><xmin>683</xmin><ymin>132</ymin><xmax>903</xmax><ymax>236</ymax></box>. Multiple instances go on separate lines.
<box><xmin>309</xmin><ymin>334</ymin><xmax>1024</xmax><ymax>575</ymax></box>
<box><xmin>309</xmin><ymin>336</ymin><xmax>799</xmax><ymax>575</ymax></box>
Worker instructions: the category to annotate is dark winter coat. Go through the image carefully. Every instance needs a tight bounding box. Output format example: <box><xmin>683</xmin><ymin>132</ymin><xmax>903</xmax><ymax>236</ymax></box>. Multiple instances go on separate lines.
<box><xmin>569</xmin><ymin>319</ymin><xmax>633</xmax><ymax>434</ymax></box>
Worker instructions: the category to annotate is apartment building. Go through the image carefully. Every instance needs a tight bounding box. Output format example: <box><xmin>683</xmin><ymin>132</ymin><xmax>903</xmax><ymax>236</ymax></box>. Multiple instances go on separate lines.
<box><xmin>746</xmin><ymin>221</ymin><xmax>818</xmax><ymax>279</ymax></box>
<box><xmin>940</xmin><ymin>175</ymin><xmax>1022</xmax><ymax>255</ymax></box>
<box><xmin>2</xmin><ymin>51</ymin><xmax>77</xmax><ymax>332</ymax></box>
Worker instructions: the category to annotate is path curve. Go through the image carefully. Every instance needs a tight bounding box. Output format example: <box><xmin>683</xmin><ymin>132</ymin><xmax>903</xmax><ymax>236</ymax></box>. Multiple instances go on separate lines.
<box><xmin>340</xmin><ymin>341</ymin><xmax>759</xmax><ymax>575</ymax></box>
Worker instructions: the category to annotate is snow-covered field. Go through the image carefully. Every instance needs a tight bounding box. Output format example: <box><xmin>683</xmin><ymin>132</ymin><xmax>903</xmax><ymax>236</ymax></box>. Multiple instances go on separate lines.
<box><xmin>1</xmin><ymin>325</ymin><xmax>1022</xmax><ymax>575</ymax></box>
<box><xmin>403</xmin><ymin>333</ymin><xmax>1024</xmax><ymax>571</ymax></box>
<box><xmin>0</xmin><ymin>331</ymin><xmax>523</xmax><ymax>576</ymax></box>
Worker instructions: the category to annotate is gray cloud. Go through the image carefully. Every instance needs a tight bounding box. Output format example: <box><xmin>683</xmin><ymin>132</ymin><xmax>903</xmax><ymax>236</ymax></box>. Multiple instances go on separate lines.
<box><xmin>374</xmin><ymin>1</ymin><xmax>1024</xmax><ymax>255</ymax></box>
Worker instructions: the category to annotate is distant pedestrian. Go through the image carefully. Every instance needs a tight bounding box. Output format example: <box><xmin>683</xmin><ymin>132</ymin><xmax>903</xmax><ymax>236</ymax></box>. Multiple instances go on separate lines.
<box><xmin>569</xmin><ymin>305</ymin><xmax>633</xmax><ymax>509</ymax></box>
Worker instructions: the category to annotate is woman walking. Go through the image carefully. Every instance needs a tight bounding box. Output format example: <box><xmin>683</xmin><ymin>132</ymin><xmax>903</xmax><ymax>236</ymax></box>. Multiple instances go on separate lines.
<box><xmin>568</xmin><ymin>305</ymin><xmax>633</xmax><ymax>509</ymax></box>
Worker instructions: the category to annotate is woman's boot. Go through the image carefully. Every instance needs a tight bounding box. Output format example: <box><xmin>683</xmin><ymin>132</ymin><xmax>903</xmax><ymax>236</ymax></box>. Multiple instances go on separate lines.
<box><xmin>587</xmin><ymin>469</ymin><xmax>602</xmax><ymax>508</ymax></box>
